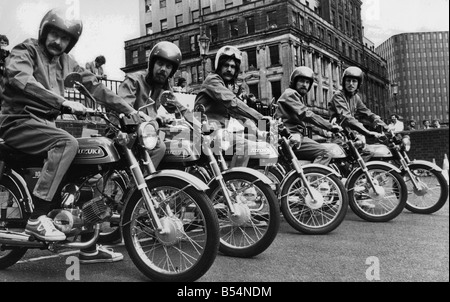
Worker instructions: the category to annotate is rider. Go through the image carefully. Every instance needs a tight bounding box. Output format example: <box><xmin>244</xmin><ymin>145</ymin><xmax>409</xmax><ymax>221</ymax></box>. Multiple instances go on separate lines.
<box><xmin>328</xmin><ymin>66</ymin><xmax>387</xmax><ymax>208</ymax></box>
<box><xmin>118</xmin><ymin>41</ymin><xmax>196</xmax><ymax>168</ymax></box>
<box><xmin>194</xmin><ymin>45</ymin><xmax>268</xmax><ymax>165</ymax></box>
<box><xmin>276</xmin><ymin>66</ymin><xmax>341</xmax><ymax>166</ymax></box>
<box><xmin>328</xmin><ymin>66</ymin><xmax>386</xmax><ymax>145</ymax></box>
<box><xmin>0</xmin><ymin>8</ymin><xmax>139</xmax><ymax>262</ymax></box>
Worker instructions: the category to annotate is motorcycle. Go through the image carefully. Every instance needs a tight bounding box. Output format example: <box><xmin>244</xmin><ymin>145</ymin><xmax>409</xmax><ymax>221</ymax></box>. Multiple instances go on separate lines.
<box><xmin>254</xmin><ymin>120</ymin><xmax>349</xmax><ymax>234</ymax></box>
<box><xmin>320</xmin><ymin>120</ymin><xmax>408</xmax><ymax>222</ymax></box>
<box><xmin>367</xmin><ymin>129</ymin><xmax>448</xmax><ymax>214</ymax></box>
<box><xmin>0</xmin><ymin>73</ymin><xmax>220</xmax><ymax>282</ymax></box>
<box><xmin>159</xmin><ymin>100</ymin><xmax>280</xmax><ymax>258</ymax></box>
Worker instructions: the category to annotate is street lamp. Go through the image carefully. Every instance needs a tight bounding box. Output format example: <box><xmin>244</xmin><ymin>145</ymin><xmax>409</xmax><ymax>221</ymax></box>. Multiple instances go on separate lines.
<box><xmin>198</xmin><ymin>33</ymin><xmax>210</xmax><ymax>81</ymax></box>
<box><xmin>392</xmin><ymin>83</ymin><xmax>399</xmax><ymax>114</ymax></box>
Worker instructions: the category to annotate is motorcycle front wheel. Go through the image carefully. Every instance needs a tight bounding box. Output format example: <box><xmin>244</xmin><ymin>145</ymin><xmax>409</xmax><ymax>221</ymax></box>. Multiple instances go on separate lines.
<box><xmin>280</xmin><ymin>167</ymin><xmax>348</xmax><ymax>235</ymax></box>
<box><xmin>403</xmin><ymin>163</ymin><xmax>449</xmax><ymax>214</ymax></box>
<box><xmin>347</xmin><ymin>164</ymin><xmax>407</xmax><ymax>222</ymax></box>
<box><xmin>207</xmin><ymin>171</ymin><xmax>280</xmax><ymax>258</ymax></box>
<box><xmin>122</xmin><ymin>177</ymin><xmax>219</xmax><ymax>282</ymax></box>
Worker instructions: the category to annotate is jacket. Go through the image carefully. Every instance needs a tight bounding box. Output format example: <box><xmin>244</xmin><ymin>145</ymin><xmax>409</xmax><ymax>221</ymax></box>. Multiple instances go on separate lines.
<box><xmin>328</xmin><ymin>90</ymin><xmax>382</xmax><ymax>136</ymax></box>
<box><xmin>195</xmin><ymin>73</ymin><xmax>264</xmax><ymax>129</ymax></box>
<box><xmin>276</xmin><ymin>88</ymin><xmax>335</xmax><ymax>135</ymax></box>
<box><xmin>1</xmin><ymin>38</ymin><xmax>134</xmax><ymax>120</ymax></box>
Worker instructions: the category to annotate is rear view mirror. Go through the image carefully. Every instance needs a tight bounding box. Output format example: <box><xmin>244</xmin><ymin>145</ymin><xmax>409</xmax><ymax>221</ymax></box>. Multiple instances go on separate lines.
<box><xmin>64</xmin><ymin>73</ymin><xmax>82</xmax><ymax>89</ymax></box>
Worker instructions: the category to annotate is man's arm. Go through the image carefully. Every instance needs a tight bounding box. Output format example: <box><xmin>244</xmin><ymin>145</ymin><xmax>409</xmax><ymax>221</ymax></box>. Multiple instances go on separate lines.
<box><xmin>202</xmin><ymin>74</ymin><xmax>264</xmax><ymax>123</ymax></box>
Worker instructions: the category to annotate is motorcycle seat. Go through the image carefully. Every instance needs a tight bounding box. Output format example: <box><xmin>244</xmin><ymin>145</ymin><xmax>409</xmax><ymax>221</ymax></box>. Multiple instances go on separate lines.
<box><xmin>0</xmin><ymin>139</ymin><xmax>47</xmax><ymax>165</ymax></box>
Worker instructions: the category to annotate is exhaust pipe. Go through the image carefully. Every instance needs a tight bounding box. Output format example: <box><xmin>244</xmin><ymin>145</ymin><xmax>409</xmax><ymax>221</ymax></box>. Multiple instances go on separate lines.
<box><xmin>0</xmin><ymin>230</ymin><xmax>46</xmax><ymax>248</ymax></box>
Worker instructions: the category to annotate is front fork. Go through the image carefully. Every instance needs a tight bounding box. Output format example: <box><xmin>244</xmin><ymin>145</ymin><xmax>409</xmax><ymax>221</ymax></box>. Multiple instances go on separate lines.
<box><xmin>394</xmin><ymin>148</ymin><xmax>422</xmax><ymax>189</ymax></box>
<box><xmin>350</xmin><ymin>142</ymin><xmax>383</xmax><ymax>195</ymax></box>
<box><xmin>124</xmin><ymin>148</ymin><xmax>172</xmax><ymax>234</ymax></box>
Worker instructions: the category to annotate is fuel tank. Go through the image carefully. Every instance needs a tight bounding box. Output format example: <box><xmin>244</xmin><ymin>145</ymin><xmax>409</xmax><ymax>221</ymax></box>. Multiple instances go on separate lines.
<box><xmin>73</xmin><ymin>137</ymin><xmax>120</xmax><ymax>165</ymax></box>
<box><xmin>365</xmin><ymin>144</ymin><xmax>393</xmax><ymax>158</ymax></box>
<box><xmin>163</xmin><ymin>139</ymin><xmax>200</xmax><ymax>163</ymax></box>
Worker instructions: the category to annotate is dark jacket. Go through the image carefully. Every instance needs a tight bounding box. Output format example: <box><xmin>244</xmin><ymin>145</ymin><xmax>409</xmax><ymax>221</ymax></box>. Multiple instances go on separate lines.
<box><xmin>195</xmin><ymin>73</ymin><xmax>264</xmax><ymax>129</ymax></box>
<box><xmin>1</xmin><ymin>38</ymin><xmax>134</xmax><ymax>120</ymax></box>
<box><xmin>276</xmin><ymin>88</ymin><xmax>335</xmax><ymax>135</ymax></box>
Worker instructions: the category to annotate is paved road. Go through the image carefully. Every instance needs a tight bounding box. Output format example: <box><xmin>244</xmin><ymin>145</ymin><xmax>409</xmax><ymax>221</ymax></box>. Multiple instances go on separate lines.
<box><xmin>1</xmin><ymin>201</ymin><xmax>448</xmax><ymax>284</ymax></box>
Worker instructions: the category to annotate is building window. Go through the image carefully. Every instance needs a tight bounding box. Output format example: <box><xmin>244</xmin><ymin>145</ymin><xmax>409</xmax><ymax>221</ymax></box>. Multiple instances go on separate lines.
<box><xmin>160</xmin><ymin>0</ymin><xmax>166</xmax><ymax>9</ymax></box>
<box><xmin>246</xmin><ymin>16</ymin><xmax>255</xmax><ymax>34</ymax></box>
<box><xmin>248</xmin><ymin>83</ymin><xmax>259</xmax><ymax>99</ymax></box>
<box><xmin>146</xmin><ymin>23</ymin><xmax>153</xmax><ymax>35</ymax></box>
<box><xmin>132</xmin><ymin>50</ymin><xmax>139</xmax><ymax>65</ymax></box>
<box><xmin>209</xmin><ymin>25</ymin><xmax>218</xmax><ymax>43</ymax></box>
<box><xmin>160</xmin><ymin>19</ymin><xmax>168</xmax><ymax>31</ymax></box>
<box><xmin>192</xmin><ymin>10</ymin><xmax>199</xmax><ymax>22</ymax></box>
<box><xmin>175</xmin><ymin>0</ymin><xmax>182</xmax><ymax>3</ymax></box>
<box><xmin>203</xmin><ymin>6</ymin><xmax>211</xmax><ymax>15</ymax></box>
<box><xmin>247</xmin><ymin>48</ymin><xmax>257</xmax><ymax>70</ymax></box>
<box><xmin>267</xmin><ymin>11</ymin><xmax>277</xmax><ymax>29</ymax></box>
<box><xmin>145</xmin><ymin>0</ymin><xmax>152</xmax><ymax>13</ymax></box>
<box><xmin>299</xmin><ymin>15</ymin><xmax>304</xmax><ymax>30</ymax></box>
<box><xmin>172</xmin><ymin>39</ymin><xmax>180</xmax><ymax>48</ymax></box>
<box><xmin>229</xmin><ymin>20</ymin><xmax>239</xmax><ymax>38</ymax></box>
<box><xmin>271</xmin><ymin>81</ymin><xmax>282</xmax><ymax>102</ymax></box>
<box><xmin>145</xmin><ymin>47</ymin><xmax>151</xmax><ymax>59</ymax></box>
<box><xmin>269</xmin><ymin>45</ymin><xmax>280</xmax><ymax>65</ymax></box>
<box><xmin>190</xmin><ymin>35</ymin><xmax>197</xmax><ymax>52</ymax></box>
<box><xmin>176</xmin><ymin>15</ymin><xmax>183</xmax><ymax>27</ymax></box>
<box><xmin>225</xmin><ymin>0</ymin><xmax>233</xmax><ymax>9</ymax></box>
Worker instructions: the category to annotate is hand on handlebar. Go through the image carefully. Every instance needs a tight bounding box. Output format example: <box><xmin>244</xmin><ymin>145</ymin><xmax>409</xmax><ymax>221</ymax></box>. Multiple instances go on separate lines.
<box><xmin>62</xmin><ymin>100</ymin><xmax>87</xmax><ymax>115</ymax></box>
<box><xmin>369</xmin><ymin>131</ymin><xmax>385</xmax><ymax>139</ymax></box>
<box><xmin>331</xmin><ymin>124</ymin><xmax>343</xmax><ymax>133</ymax></box>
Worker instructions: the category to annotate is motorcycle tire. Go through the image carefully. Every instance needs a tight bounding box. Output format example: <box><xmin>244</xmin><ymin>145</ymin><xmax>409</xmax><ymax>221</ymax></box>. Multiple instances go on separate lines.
<box><xmin>404</xmin><ymin>163</ymin><xmax>449</xmax><ymax>214</ymax></box>
<box><xmin>347</xmin><ymin>164</ymin><xmax>407</xmax><ymax>222</ymax></box>
<box><xmin>249</xmin><ymin>164</ymin><xmax>285</xmax><ymax>196</ymax></box>
<box><xmin>0</xmin><ymin>176</ymin><xmax>29</xmax><ymax>269</ymax></box>
<box><xmin>280</xmin><ymin>166</ymin><xmax>349</xmax><ymax>235</ymax></box>
<box><xmin>122</xmin><ymin>177</ymin><xmax>219</xmax><ymax>282</ymax></box>
<box><xmin>207</xmin><ymin>171</ymin><xmax>280</xmax><ymax>258</ymax></box>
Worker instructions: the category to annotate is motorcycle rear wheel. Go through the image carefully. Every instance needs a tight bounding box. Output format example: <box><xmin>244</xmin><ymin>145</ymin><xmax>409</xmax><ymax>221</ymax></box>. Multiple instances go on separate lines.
<box><xmin>347</xmin><ymin>164</ymin><xmax>407</xmax><ymax>222</ymax></box>
<box><xmin>280</xmin><ymin>167</ymin><xmax>348</xmax><ymax>235</ymax></box>
<box><xmin>122</xmin><ymin>177</ymin><xmax>219</xmax><ymax>282</ymax></box>
<box><xmin>208</xmin><ymin>171</ymin><xmax>280</xmax><ymax>258</ymax></box>
<box><xmin>404</xmin><ymin>163</ymin><xmax>449</xmax><ymax>214</ymax></box>
<box><xmin>0</xmin><ymin>176</ymin><xmax>29</xmax><ymax>269</ymax></box>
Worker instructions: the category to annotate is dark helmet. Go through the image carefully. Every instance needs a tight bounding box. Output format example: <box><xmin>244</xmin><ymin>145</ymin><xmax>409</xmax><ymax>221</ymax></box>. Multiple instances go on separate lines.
<box><xmin>342</xmin><ymin>66</ymin><xmax>364</xmax><ymax>90</ymax></box>
<box><xmin>214</xmin><ymin>45</ymin><xmax>242</xmax><ymax>79</ymax></box>
<box><xmin>290</xmin><ymin>66</ymin><xmax>314</xmax><ymax>91</ymax></box>
<box><xmin>148</xmin><ymin>41</ymin><xmax>182</xmax><ymax>78</ymax></box>
<box><xmin>38</xmin><ymin>8</ymin><xmax>83</xmax><ymax>54</ymax></box>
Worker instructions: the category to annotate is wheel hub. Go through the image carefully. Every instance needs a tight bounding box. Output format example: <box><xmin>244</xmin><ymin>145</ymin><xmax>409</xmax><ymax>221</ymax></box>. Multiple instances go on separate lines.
<box><xmin>156</xmin><ymin>217</ymin><xmax>185</xmax><ymax>246</ymax></box>
<box><xmin>305</xmin><ymin>188</ymin><xmax>325</xmax><ymax>209</ymax></box>
<box><xmin>229</xmin><ymin>203</ymin><xmax>252</xmax><ymax>227</ymax></box>
<box><xmin>368</xmin><ymin>185</ymin><xmax>386</xmax><ymax>201</ymax></box>
<box><xmin>413</xmin><ymin>180</ymin><xmax>429</xmax><ymax>196</ymax></box>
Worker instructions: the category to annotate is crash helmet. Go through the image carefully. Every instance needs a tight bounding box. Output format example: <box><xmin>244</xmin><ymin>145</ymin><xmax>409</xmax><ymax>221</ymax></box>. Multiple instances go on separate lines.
<box><xmin>289</xmin><ymin>66</ymin><xmax>314</xmax><ymax>91</ymax></box>
<box><xmin>214</xmin><ymin>45</ymin><xmax>242</xmax><ymax>79</ymax></box>
<box><xmin>38</xmin><ymin>8</ymin><xmax>83</xmax><ymax>54</ymax></box>
<box><xmin>342</xmin><ymin>66</ymin><xmax>364</xmax><ymax>90</ymax></box>
<box><xmin>147</xmin><ymin>41</ymin><xmax>182</xmax><ymax>78</ymax></box>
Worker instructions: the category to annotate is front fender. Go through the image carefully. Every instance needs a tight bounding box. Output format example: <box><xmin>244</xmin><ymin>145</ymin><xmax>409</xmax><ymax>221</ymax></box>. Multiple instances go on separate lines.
<box><xmin>409</xmin><ymin>160</ymin><xmax>443</xmax><ymax>172</ymax></box>
<box><xmin>223</xmin><ymin>167</ymin><xmax>274</xmax><ymax>186</ymax></box>
<box><xmin>145</xmin><ymin>169</ymin><xmax>210</xmax><ymax>191</ymax></box>
<box><xmin>300</xmin><ymin>163</ymin><xmax>342</xmax><ymax>178</ymax></box>
<box><xmin>346</xmin><ymin>161</ymin><xmax>402</xmax><ymax>189</ymax></box>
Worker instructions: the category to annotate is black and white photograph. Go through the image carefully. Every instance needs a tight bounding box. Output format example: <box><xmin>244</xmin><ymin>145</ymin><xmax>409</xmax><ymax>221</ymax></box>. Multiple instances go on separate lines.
<box><xmin>0</xmin><ymin>0</ymin><xmax>448</xmax><ymax>289</ymax></box>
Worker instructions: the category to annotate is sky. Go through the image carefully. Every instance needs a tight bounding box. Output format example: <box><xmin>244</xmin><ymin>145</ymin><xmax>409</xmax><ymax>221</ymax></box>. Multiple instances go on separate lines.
<box><xmin>1</xmin><ymin>0</ymin><xmax>449</xmax><ymax>80</ymax></box>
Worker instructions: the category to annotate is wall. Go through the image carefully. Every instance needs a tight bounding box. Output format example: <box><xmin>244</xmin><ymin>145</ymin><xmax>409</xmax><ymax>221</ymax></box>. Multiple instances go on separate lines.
<box><xmin>404</xmin><ymin>127</ymin><xmax>449</xmax><ymax>168</ymax></box>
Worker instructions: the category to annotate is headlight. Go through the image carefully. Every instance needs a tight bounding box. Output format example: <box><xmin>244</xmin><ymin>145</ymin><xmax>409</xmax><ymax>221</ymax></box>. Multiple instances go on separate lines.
<box><xmin>138</xmin><ymin>122</ymin><xmax>158</xmax><ymax>150</ymax></box>
<box><xmin>402</xmin><ymin>136</ymin><xmax>411</xmax><ymax>152</ymax></box>
<box><xmin>216</xmin><ymin>129</ymin><xmax>232</xmax><ymax>151</ymax></box>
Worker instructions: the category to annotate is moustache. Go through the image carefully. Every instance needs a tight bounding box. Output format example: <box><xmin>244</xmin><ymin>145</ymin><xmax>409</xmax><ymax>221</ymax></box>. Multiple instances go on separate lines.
<box><xmin>48</xmin><ymin>43</ymin><xmax>63</xmax><ymax>52</ymax></box>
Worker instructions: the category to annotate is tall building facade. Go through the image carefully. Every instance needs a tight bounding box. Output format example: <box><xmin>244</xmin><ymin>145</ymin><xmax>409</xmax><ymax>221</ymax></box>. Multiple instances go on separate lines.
<box><xmin>123</xmin><ymin>0</ymin><xmax>389</xmax><ymax>119</ymax></box>
<box><xmin>376</xmin><ymin>31</ymin><xmax>449</xmax><ymax>126</ymax></box>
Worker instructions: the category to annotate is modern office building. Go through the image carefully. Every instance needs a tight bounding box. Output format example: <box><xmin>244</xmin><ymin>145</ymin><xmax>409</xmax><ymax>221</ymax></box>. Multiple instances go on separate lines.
<box><xmin>123</xmin><ymin>0</ymin><xmax>389</xmax><ymax>119</ymax></box>
<box><xmin>376</xmin><ymin>31</ymin><xmax>449</xmax><ymax>126</ymax></box>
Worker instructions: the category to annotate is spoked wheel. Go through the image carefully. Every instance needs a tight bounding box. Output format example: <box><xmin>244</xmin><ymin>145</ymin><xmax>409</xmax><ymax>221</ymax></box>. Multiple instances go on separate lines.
<box><xmin>98</xmin><ymin>171</ymin><xmax>129</xmax><ymax>244</ymax></box>
<box><xmin>0</xmin><ymin>177</ymin><xmax>29</xmax><ymax>269</ymax></box>
<box><xmin>208</xmin><ymin>171</ymin><xmax>280</xmax><ymax>258</ymax></box>
<box><xmin>249</xmin><ymin>165</ymin><xmax>285</xmax><ymax>196</ymax></box>
<box><xmin>122</xmin><ymin>177</ymin><xmax>219</xmax><ymax>282</ymax></box>
<box><xmin>347</xmin><ymin>164</ymin><xmax>407</xmax><ymax>222</ymax></box>
<box><xmin>280</xmin><ymin>167</ymin><xmax>348</xmax><ymax>234</ymax></box>
<box><xmin>403</xmin><ymin>164</ymin><xmax>449</xmax><ymax>214</ymax></box>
